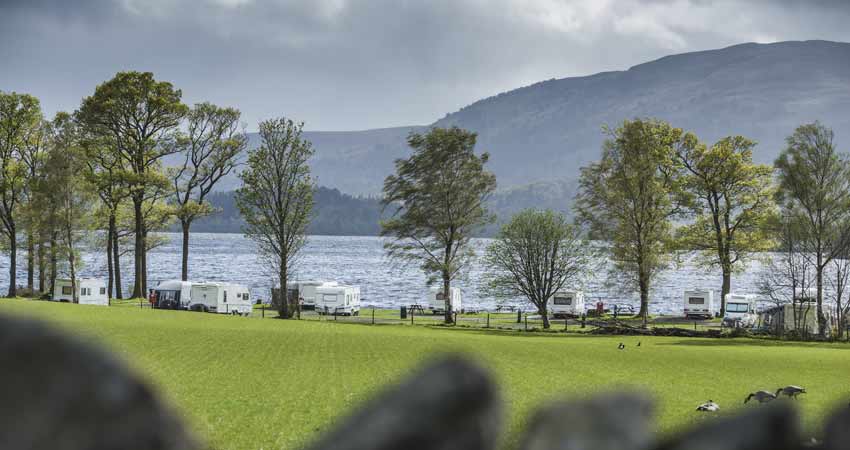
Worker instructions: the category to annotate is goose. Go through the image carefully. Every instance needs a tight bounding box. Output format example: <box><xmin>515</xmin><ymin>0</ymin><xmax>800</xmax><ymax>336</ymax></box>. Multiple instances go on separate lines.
<box><xmin>637</xmin><ymin>341</ymin><xmax>641</xmax><ymax>347</ymax></box>
<box><xmin>775</xmin><ymin>385</ymin><xmax>806</xmax><ymax>399</ymax></box>
<box><xmin>744</xmin><ymin>390</ymin><xmax>777</xmax><ymax>404</ymax></box>
<box><xmin>618</xmin><ymin>343</ymin><xmax>625</xmax><ymax>350</ymax></box>
<box><xmin>696</xmin><ymin>400</ymin><xmax>719</xmax><ymax>412</ymax></box>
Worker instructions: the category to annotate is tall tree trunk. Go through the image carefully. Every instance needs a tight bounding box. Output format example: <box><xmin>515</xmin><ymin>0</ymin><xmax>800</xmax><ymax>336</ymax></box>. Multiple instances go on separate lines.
<box><xmin>720</xmin><ymin>265</ymin><xmax>731</xmax><ymax>317</ymax></box>
<box><xmin>638</xmin><ymin>272</ymin><xmax>649</xmax><ymax>327</ymax></box>
<box><xmin>132</xmin><ymin>196</ymin><xmax>144</xmax><ymax>298</ymax></box>
<box><xmin>67</xmin><ymin>228</ymin><xmax>77</xmax><ymax>304</ymax></box>
<box><xmin>7</xmin><ymin>223</ymin><xmax>17</xmax><ymax>298</ymax></box>
<box><xmin>112</xmin><ymin>230</ymin><xmax>123</xmax><ymax>299</ymax></box>
<box><xmin>181</xmin><ymin>219</ymin><xmax>190</xmax><ymax>281</ymax></box>
<box><xmin>106</xmin><ymin>215</ymin><xmax>115</xmax><ymax>303</ymax></box>
<box><xmin>279</xmin><ymin>261</ymin><xmax>289</xmax><ymax>318</ymax></box>
<box><xmin>816</xmin><ymin>260</ymin><xmax>826</xmax><ymax>337</ymax></box>
<box><xmin>141</xmin><ymin>230</ymin><xmax>148</xmax><ymax>296</ymax></box>
<box><xmin>26</xmin><ymin>232</ymin><xmax>34</xmax><ymax>291</ymax></box>
<box><xmin>49</xmin><ymin>233</ymin><xmax>57</xmax><ymax>298</ymax></box>
<box><xmin>443</xmin><ymin>273</ymin><xmax>453</xmax><ymax>325</ymax></box>
<box><xmin>37</xmin><ymin>241</ymin><xmax>45</xmax><ymax>294</ymax></box>
<box><xmin>541</xmin><ymin>304</ymin><xmax>550</xmax><ymax>329</ymax></box>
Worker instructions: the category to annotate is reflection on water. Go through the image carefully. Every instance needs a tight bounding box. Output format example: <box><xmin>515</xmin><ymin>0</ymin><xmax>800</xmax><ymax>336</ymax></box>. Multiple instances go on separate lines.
<box><xmin>0</xmin><ymin>233</ymin><xmax>770</xmax><ymax>314</ymax></box>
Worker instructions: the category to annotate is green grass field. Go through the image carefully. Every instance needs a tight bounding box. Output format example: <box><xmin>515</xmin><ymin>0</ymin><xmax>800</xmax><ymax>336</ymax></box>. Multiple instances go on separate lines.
<box><xmin>2</xmin><ymin>299</ymin><xmax>849</xmax><ymax>449</ymax></box>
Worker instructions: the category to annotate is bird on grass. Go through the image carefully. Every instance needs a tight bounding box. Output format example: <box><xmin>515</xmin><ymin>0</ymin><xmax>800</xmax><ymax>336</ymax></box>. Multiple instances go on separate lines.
<box><xmin>745</xmin><ymin>390</ymin><xmax>777</xmax><ymax>404</ymax></box>
<box><xmin>696</xmin><ymin>400</ymin><xmax>719</xmax><ymax>412</ymax></box>
<box><xmin>776</xmin><ymin>385</ymin><xmax>806</xmax><ymax>399</ymax></box>
<box><xmin>618</xmin><ymin>342</ymin><xmax>625</xmax><ymax>349</ymax></box>
<box><xmin>637</xmin><ymin>341</ymin><xmax>641</xmax><ymax>347</ymax></box>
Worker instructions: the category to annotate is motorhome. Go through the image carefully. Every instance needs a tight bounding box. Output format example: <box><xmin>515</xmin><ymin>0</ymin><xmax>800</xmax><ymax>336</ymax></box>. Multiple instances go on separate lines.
<box><xmin>722</xmin><ymin>293</ymin><xmax>758</xmax><ymax>327</ymax></box>
<box><xmin>683</xmin><ymin>289</ymin><xmax>715</xmax><ymax>319</ymax></box>
<box><xmin>550</xmin><ymin>290</ymin><xmax>585</xmax><ymax>318</ymax></box>
<box><xmin>427</xmin><ymin>287</ymin><xmax>462</xmax><ymax>315</ymax></box>
<box><xmin>150</xmin><ymin>280</ymin><xmax>195</xmax><ymax>310</ymax></box>
<box><xmin>53</xmin><ymin>278</ymin><xmax>108</xmax><ymax>306</ymax></box>
<box><xmin>315</xmin><ymin>284</ymin><xmax>360</xmax><ymax>316</ymax></box>
<box><xmin>285</xmin><ymin>281</ymin><xmax>337</xmax><ymax>310</ymax></box>
<box><xmin>188</xmin><ymin>282</ymin><xmax>252</xmax><ymax>315</ymax></box>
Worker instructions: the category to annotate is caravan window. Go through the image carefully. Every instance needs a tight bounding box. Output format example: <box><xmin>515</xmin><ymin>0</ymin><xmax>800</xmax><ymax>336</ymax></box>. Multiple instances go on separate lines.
<box><xmin>223</xmin><ymin>291</ymin><xmax>228</xmax><ymax>303</ymax></box>
<box><xmin>81</xmin><ymin>288</ymin><xmax>90</xmax><ymax>296</ymax></box>
<box><xmin>554</xmin><ymin>296</ymin><xmax>572</xmax><ymax>305</ymax></box>
<box><xmin>100</xmin><ymin>287</ymin><xmax>106</xmax><ymax>295</ymax></box>
<box><xmin>436</xmin><ymin>292</ymin><xmax>446</xmax><ymax>300</ymax></box>
<box><xmin>62</xmin><ymin>286</ymin><xmax>72</xmax><ymax>295</ymax></box>
<box><xmin>244</xmin><ymin>292</ymin><xmax>250</xmax><ymax>301</ymax></box>
<box><xmin>688</xmin><ymin>297</ymin><xmax>705</xmax><ymax>305</ymax></box>
<box><xmin>323</xmin><ymin>294</ymin><xmax>338</xmax><ymax>303</ymax></box>
<box><xmin>726</xmin><ymin>302</ymin><xmax>750</xmax><ymax>313</ymax></box>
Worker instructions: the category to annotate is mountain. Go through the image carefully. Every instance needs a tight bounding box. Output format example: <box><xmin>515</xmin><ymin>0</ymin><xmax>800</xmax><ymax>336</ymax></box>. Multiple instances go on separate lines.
<box><xmin>219</xmin><ymin>40</ymin><xmax>850</xmax><ymax>201</ymax></box>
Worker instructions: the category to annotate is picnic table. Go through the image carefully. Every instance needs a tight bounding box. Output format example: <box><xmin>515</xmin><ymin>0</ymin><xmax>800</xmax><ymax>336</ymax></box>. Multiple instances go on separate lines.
<box><xmin>408</xmin><ymin>304</ymin><xmax>427</xmax><ymax>315</ymax></box>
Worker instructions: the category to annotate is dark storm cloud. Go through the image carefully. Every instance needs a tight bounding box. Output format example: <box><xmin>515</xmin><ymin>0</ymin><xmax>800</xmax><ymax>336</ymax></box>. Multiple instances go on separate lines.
<box><xmin>1</xmin><ymin>0</ymin><xmax>849</xmax><ymax>130</ymax></box>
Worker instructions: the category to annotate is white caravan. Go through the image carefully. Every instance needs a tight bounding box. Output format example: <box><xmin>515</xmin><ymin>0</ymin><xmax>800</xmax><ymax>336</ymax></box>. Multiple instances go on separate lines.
<box><xmin>315</xmin><ymin>284</ymin><xmax>360</xmax><ymax>316</ymax></box>
<box><xmin>151</xmin><ymin>280</ymin><xmax>195</xmax><ymax>310</ymax></box>
<box><xmin>53</xmin><ymin>278</ymin><xmax>108</xmax><ymax>306</ymax></box>
<box><xmin>683</xmin><ymin>289</ymin><xmax>715</xmax><ymax>319</ymax></box>
<box><xmin>189</xmin><ymin>282</ymin><xmax>252</xmax><ymax>315</ymax></box>
<box><xmin>723</xmin><ymin>293</ymin><xmax>758</xmax><ymax>327</ymax></box>
<box><xmin>550</xmin><ymin>290</ymin><xmax>585</xmax><ymax>318</ymax></box>
<box><xmin>427</xmin><ymin>287</ymin><xmax>462</xmax><ymax>315</ymax></box>
<box><xmin>286</xmin><ymin>281</ymin><xmax>337</xmax><ymax>310</ymax></box>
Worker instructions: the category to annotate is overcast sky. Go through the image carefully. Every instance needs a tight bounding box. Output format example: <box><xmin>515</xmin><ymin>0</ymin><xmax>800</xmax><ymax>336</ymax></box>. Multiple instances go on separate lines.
<box><xmin>2</xmin><ymin>0</ymin><xmax>849</xmax><ymax>131</ymax></box>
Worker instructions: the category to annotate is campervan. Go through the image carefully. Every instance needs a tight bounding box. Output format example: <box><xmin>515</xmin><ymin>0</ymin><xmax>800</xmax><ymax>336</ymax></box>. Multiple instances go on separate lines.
<box><xmin>683</xmin><ymin>289</ymin><xmax>715</xmax><ymax>319</ymax></box>
<box><xmin>188</xmin><ymin>282</ymin><xmax>252</xmax><ymax>315</ymax></box>
<box><xmin>151</xmin><ymin>280</ymin><xmax>195</xmax><ymax>310</ymax></box>
<box><xmin>315</xmin><ymin>284</ymin><xmax>360</xmax><ymax>316</ymax></box>
<box><xmin>427</xmin><ymin>287</ymin><xmax>462</xmax><ymax>315</ymax></box>
<box><xmin>550</xmin><ymin>290</ymin><xmax>585</xmax><ymax>318</ymax></box>
<box><xmin>53</xmin><ymin>278</ymin><xmax>108</xmax><ymax>305</ymax></box>
<box><xmin>286</xmin><ymin>281</ymin><xmax>337</xmax><ymax>310</ymax></box>
<box><xmin>722</xmin><ymin>293</ymin><xmax>758</xmax><ymax>327</ymax></box>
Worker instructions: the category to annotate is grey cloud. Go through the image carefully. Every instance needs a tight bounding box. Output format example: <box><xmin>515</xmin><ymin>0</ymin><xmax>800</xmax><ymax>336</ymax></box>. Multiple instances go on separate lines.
<box><xmin>1</xmin><ymin>0</ymin><xmax>849</xmax><ymax>130</ymax></box>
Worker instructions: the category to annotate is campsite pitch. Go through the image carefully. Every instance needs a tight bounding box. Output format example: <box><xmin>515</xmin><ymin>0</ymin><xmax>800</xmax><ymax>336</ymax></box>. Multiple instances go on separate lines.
<box><xmin>1</xmin><ymin>299</ymin><xmax>848</xmax><ymax>449</ymax></box>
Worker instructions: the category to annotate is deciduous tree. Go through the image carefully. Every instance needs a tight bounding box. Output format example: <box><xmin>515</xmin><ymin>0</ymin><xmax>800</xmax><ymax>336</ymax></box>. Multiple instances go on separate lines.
<box><xmin>774</xmin><ymin>122</ymin><xmax>850</xmax><ymax>336</ymax></box>
<box><xmin>483</xmin><ymin>209</ymin><xmax>591</xmax><ymax>328</ymax></box>
<box><xmin>236</xmin><ymin>118</ymin><xmax>314</xmax><ymax>319</ymax></box>
<box><xmin>575</xmin><ymin>119</ymin><xmax>694</xmax><ymax>324</ymax></box>
<box><xmin>381</xmin><ymin>127</ymin><xmax>496</xmax><ymax>324</ymax></box>
<box><xmin>676</xmin><ymin>136</ymin><xmax>775</xmax><ymax>315</ymax></box>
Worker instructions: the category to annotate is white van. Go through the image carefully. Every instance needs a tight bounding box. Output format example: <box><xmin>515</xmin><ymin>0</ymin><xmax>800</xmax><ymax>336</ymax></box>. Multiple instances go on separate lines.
<box><xmin>427</xmin><ymin>287</ymin><xmax>462</xmax><ymax>315</ymax></box>
<box><xmin>151</xmin><ymin>280</ymin><xmax>195</xmax><ymax>310</ymax></box>
<box><xmin>684</xmin><ymin>289</ymin><xmax>714</xmax><ymax>319</ymax></box>
<box><xmin>723</xmin><ymin>293</ymin><xmax>757</xmax><ymax>327</ymax></box>
<box><xmin>189</xmin><ymin>282</ymin><xmax>252</xmax><ymax>316</ymax></box>
<box><xmin>53</xmin><ymin>278</ymin><xmax>108</xmax><ymax>305</ymax></box>
<box><xmin>286</xmin><ymin>281</ymin><xmax>337</xmax><ymax>310</ymax></box>
<box><xmin>315</xmin><ymin>284</ymin><xmax>360</xmax><ymax>316</ymax></box>
<box><xmin>550</xmin><ymin>290</ymin><xmax>585</xmax><ymax>318</ymax></box>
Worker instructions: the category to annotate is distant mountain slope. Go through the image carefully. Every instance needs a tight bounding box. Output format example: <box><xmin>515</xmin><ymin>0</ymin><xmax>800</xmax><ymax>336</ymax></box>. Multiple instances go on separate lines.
<box><xmin>221</xmin><ymin>40</ymin><xmax>850</xmax><ymax>200</ymax></box>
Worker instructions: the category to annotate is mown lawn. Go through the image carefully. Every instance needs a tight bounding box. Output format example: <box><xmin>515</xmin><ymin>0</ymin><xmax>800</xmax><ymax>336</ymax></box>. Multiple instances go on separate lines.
<box><xmin>2</xmin><ymin>299</ymin><xmax>849</xmax><ymax>449</ymax></box>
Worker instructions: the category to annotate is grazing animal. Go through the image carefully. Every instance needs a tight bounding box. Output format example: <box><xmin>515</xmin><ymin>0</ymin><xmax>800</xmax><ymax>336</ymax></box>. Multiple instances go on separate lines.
<box><xmin>637</xmin><ymin>341</ymin><xmax>641</xmax><ymax>347</ymax></box>
<box><xmin>745</xmin><ymin>390</ymin><xmax>777</xmax><ymax>404</ymax></box>
<box><xmin>696</xmin><ymin>400</ymin><xmax>719</xmax><ymax>412</ymax></box>
<box><xmin>775</xmin><ymin>385</ymin><xmax>806</xmax><ymax>399</ymax></box>
<box><xmin>618</xmin><ymin>343</ymin><xmax>625</xmax><ymax>349</ymax></box>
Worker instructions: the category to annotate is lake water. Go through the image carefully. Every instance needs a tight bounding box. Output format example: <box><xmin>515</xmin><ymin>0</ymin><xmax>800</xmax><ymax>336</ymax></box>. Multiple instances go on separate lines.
<box><xmin>0</xmin><ymin>233</ymin><xmax>772</xmax><ymax>314</ymax></box>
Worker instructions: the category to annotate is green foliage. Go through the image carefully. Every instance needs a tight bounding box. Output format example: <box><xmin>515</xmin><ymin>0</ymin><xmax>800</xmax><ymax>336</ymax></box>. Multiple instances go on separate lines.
<box><xmin>381</xmin><ymin>127</ymin><xmax>497</xmax><ymax>323</ymax></box>
<box><xmin>774</xmin><ymin>122</ymin><xmax>850</xmax><ymax>335</ymax></box>
<box><xmin>236</xmin><ymin>117</ymin><xmax>314</xmax><ymax>318</ymax></box>
<box><xmin>575</xmin><ymin>118</ymin><xmax>695</xmax><ymax>319</ymax></box>
<box><xmin>675</xmin><ymin>135</ymin><xmax>776</xmax><ymax>313</ymax></box>
<box><xmin>483</xmin><ymin>209</ymin><xmax>591</xmax><ymax>328</ymax></box>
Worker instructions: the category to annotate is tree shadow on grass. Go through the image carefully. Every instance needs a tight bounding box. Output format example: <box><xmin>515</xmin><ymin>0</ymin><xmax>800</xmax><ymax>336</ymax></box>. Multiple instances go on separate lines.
<box><xmin>658</xmin><ymin>338</ymin><xmax>850</xmax><ymax>350</ymax></box>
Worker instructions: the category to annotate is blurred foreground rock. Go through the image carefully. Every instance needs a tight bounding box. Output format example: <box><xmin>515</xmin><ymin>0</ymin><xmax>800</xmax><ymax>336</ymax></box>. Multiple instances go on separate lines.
<box><xmin>0</xmin><ymin>314</ymin><xmax>197</xmax><ymax>450</ymax></box>
<box><xmin>2</xmin><ymin>311</ymin><xmax>849</xmax><ymax>450</ymax></box>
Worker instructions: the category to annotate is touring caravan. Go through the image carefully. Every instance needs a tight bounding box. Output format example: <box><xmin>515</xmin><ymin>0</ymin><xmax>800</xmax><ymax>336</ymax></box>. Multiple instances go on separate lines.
<box><xmin>53</xmin><ymin>278</ymin><xmax>108</xmax><ymax>305</ymax></box>
<box><xmin>759</xmin><ymin>303</ymin><xmax>819</xmax><ymax>336</ymax></box>
<box><xmin>722</xmin><ymin>293</ymin><xmax>758</xmax><ymax>327</ymax></box>
<box><xmin>151</xmin><ymin>280</ymin><xmax>195</xmax><ymax>310</ymax></box>
<box><xmin>315</xmin><ymin>284</ymin><xmax>360</xmax><ymax>316</ymax></box>
<box><xmin>188</xmin><ymin>282</ymin><xmax>252</xmax><ymax>315</ymax></box>
<box><xmin>550</xmin><ymin>290</ymin><xmax>585</xmax><ymax>318</ymax></box>
<box><xmin>427</xmin><ymin>287</ymin><xmax>462</xmax><ymax>315</ymax></box>
<box><xmin>683</xmin><ymin>289</ymin><xmax>715</xmax><ymax>319</ymax></box>
<box><xmin>285</xmin><ymin>281</ymin><xmax>337</xmax><ymax>310</ymax></box>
